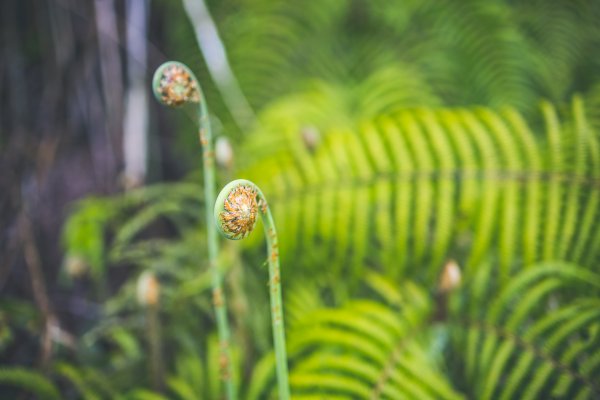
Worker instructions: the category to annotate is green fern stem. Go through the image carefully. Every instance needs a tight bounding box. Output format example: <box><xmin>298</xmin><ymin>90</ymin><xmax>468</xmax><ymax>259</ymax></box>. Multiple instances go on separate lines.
<box><xmin>152</xmin><ymin>61</ymin><xmax>236</xmax><ymax>399</ymax></box>
<box><xmin>147</xmin><ymin>303</ymin><xmax>163</xmax><ymax>391</ymax></box>
<box><xmin>214</xmin><ymin>179</ymin><xmax>291</xmax><ymax>400</ymax></box>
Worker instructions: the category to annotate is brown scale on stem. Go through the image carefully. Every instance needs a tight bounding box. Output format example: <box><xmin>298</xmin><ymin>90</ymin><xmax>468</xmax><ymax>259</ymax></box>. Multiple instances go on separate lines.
<box><xmin>272</xmin><ymin>269</ymin><xmax>280</xmax><ymax>287</ymax></box>
<box><xmin>214</xmin><ymin>180</ymin><xmax>290</xmax><ymax>398</ymax></box>
<box><xmin>204</xmin><ymin>150</ymin><xmax>215</xmax><ymax>166</ymax></box>
<box><xmin>212</xmin><ymin>287</ymin><xmax>224</xmax><ymax>307</ymax></box>
<box><xmin>271</xmin><ymin>250</ymin><xmax>279</xmax><ymax>263</ymax></box>
<box><xmin>218</xmin><ymin>340</ymin><xmax>231</xmax><ymax>380</ymax></box>
<box><xmin>259</xmin><ymin>199</ymin><xmax>268</xmax><ymax>214</ymax></box>
<box><xmin>199</xmin><ymin>128</ymin><xmax>208</xmax><ymax>146</ymax></box>
<box><xmin>219</xmin><ymin>353</ymin><xmax>231</xmax><ymax>380</ymax></box>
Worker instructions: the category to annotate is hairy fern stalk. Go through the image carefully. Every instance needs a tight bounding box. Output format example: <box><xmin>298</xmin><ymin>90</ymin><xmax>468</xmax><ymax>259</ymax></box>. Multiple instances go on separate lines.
<box><xmin>251</xmin><ymin>263</ymin><xmax>600</xmax><ymax>399</ymax></box>
<box><xmin>215</xmin><ymin>179</ymin><xmax>291</xmax><ymax>400</ymax></box>
<box><xmin>152</xmin><ymin>61</ymin><xmax>236</xmax><ymax>399</ymax></box>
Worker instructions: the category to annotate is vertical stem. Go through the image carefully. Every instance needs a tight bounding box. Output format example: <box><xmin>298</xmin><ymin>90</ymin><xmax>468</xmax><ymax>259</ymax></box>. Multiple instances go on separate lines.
<box><xmin>154</xmin><ymin>61</ymin><xmax>236</xmax><ymax>398</ymax></box>
<box><xmin>147</xmin><ymin>303</ymin><xmax>164</xmax><ymax>391</ymax></box>
<box><xmin>198</xmin><ymin>95</ymin><xmax>236</xmax><ymax>400</ymax></box>
<box><xmin>259</xmin><ymin>196</ymin><xmax>291</xmax><ymax>400</ymax></box>
<box><xmin>214</xmin><ymin>179</ymin><xmax>291</xmax><ymax>398</ymax></box>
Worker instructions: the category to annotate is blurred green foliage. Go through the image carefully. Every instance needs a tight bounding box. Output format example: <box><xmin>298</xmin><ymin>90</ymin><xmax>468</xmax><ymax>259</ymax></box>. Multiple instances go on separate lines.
<box><xmin>5</xmin><ymin>0</ymin><xmax>600</xmax><ymax>398</ymax></box>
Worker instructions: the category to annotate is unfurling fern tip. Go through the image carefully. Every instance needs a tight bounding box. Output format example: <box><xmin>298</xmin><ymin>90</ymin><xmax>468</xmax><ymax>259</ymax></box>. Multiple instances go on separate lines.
<box><xmin>152</xmin><ymin>61</ymin><xmax>200</xmax><ymax>107</ymax></box>
<box><xmin>214</xmin><ymin>180</ymin><xmax>260</xmax><ymax>240</ymax></box>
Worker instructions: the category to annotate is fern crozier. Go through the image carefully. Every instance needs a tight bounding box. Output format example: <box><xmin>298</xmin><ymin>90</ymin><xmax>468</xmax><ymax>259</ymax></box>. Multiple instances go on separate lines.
<box><xmin>153</xmin><ymin>62</ymin><xmax>200</xmax><ymax>107</ymax></box>
<box><xmin>214</xmin><ymin>179</ymin><xmax>291</xmax><ymax>399</ymax></box>
<box><xmin>216</xmin><ymin>183</ymin><xmax>258</xmax><ymax>240</ymax></box>
<box><xmin>152</xmin><ymin>60</ymin><xmax>236</xmax><ymax>399</ymax></box>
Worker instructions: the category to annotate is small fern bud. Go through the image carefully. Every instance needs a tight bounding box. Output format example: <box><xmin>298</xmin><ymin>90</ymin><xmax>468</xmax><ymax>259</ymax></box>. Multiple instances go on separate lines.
<box><xmin>152</xmin><ymin>62</ymin><xmax>200</xmax><ymax>107</ymax></box>
<box><xmin>64</xmin><ymin>254</ymin><xmax>88</xmax><ymax>279</ymax></box>
<box><xmin>300</xmin><ymin>125</ymin><xmax>320</xmax><ymax>153</ymax></box>
<box><xmin>137</xmin><ymin>271</ymin><xmax>160</xmax><ymax>306</ymax></box>
<box><xmin>439</xmin><ymin>260</ymin><xmax>462</xmax><ymax>293</ymax></box>
<box><xmin>214</xmin><ymin>180</ymin><xmax>259</xmax><ymax>240</ymax></box>
<box><xmin>215</xmin><ymin>136</ymin><xmax>234</xmax><ymax>169</ymax></box>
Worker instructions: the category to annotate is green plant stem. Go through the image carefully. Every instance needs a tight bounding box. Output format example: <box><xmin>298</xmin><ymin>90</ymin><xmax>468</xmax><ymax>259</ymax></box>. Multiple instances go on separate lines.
<box><xmin>214</xmin><ymin>180</ymin><xmax>290</xmax><ymax>399</ymax></box>
<box><xmin>258</xmin><ymin>189</ymin><xmax>290</xmax><ymax>400</ymax></box>
<box><xmin>147</xmin><ymin>303</ymin><xmax>163</xmax><ymax>392</ymax></box>
<box><xmin>152</xmin><ymin>61</ymin><xmax>235</xmax><ymax>399</ymax></box>
<box><xmin>197</xmin><ymin>78</ymin><xmax>236</xmax><ymax>400</ymax></box>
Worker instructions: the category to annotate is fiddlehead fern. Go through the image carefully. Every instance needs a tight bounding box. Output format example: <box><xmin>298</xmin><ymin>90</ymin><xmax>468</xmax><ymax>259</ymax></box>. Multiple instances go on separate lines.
<box><xmin>152</xmin><ymin>61</ymin><xmax>236</xmax><ymax>399</ymax></box>
<box><xmin>215</xmin><ymin>179</ymin><xmax>291</xmax><ymax>400</ymax></box>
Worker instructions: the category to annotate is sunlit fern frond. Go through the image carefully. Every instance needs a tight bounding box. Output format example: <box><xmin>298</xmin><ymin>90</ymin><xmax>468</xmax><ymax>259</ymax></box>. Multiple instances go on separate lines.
<box><xmin>452</xmin><ymin>262</ymin><xmax>600</xmax><ymax>399</ymax></box>
<box><xmin>249</xmin><ymin>264</ymin><xmax>600</xmax><ymax>399</ymax></box>
<box><xmin>241</xmin><ymin>94</ymin><xmax>600</xmax><ymax>284</ymax></box>
<box><xmin>249</xmin><ymin>275</ymin><xmax>462</xmax><ymax>400</ymax></box>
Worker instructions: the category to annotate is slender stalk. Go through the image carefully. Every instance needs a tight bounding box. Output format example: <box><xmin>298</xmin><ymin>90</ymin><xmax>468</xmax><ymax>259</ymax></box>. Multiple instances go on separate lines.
<box><xmin>148</xmin><ymin>304</ymin><xmax>162</xmax><ymax>390</ymax></box>
<box><xmin>137</xmin><ymin>271</ymin><xmax>163</xmax><ymax>391</ymax></box>
<box><xmin>152</xmin><ymin>61</ymin><xmax>235</xmax><ymax>399</ymax></box>
<box><xmin>214</xmin><ymin>180</ymin><xmax>291</xmax><ymax>399</ymax></box>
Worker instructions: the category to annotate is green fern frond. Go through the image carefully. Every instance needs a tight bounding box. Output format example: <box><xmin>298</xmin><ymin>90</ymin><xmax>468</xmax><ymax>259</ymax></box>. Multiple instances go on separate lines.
<box><xmin>0</xmin><ymin>367</ymin><xmax>61</xmax><ymax>400</ymax></box>
<box><xmin>251</xmin><ymin>279</ymin><xmax>463</xmax><ymax>399</ymax></box>
<box><xmin>249</xmin><ymin>264</ymin><xmax>599</xmax><ymax>398</ymax></box>
<box><xmin>242</xmin><ymin>96</ymin><xmax>600</xmax><ymax>284</ymax></box>
<box><xmin>55</xmin><ymin>363</ymin><xmax>101</xmax><ymax>400</ymax></box>
<box><xmin>174</xmin><ymin>0</ymin><xmax>600</xmax><ymax>133</ymax></box>
<box><xmin>126</xmin><ymin>389</ymin><xmax>170</xmax><ymax>400</ymax></box>
<box><xmin>453</xmin><ymin>262</ymin><xmax>600</xmax><ymax>399</ymax></box>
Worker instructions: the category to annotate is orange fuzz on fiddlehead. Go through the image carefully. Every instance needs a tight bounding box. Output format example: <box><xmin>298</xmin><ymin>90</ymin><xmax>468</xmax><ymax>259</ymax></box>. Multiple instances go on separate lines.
<box><xmin>214</xmin><ymin>179</ymin><xmax>290</xmax><ymax>399</ymax></box>
<box><xmin>152</xmin><ymin>62</ymin><xmax>200</xmax><ymax>107</ymax></box>
<box><xmin>215</xmin><ymin>182</ymin><xmax>259</xmax><ymax>240</ymax></box>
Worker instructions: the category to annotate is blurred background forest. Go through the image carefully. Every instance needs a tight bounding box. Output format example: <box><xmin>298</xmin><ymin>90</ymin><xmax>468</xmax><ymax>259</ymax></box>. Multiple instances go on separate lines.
<box><xmin>1</xmin><ymin>0</ymin><xmax>600</xmax><ymax>398</ymax></box>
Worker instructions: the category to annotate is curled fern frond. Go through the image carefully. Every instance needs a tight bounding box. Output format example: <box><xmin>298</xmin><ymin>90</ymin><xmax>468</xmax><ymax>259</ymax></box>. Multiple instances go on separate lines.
<box><xmin>153</xmin><ymin>62</ymin><xmax>200</xmax><ymax>107</ymax></box>
<box><xmin>152</xmin><ymin>60</ymin><xmax>236</xmax><ymax>399</ymax></box>
<box><xmin>215</xmin><ymin>179</ymin><xmax>291</xmax><ymax>399</ymax></box>
<box><xmin>215</xmin><ymin>181</ymin><xmax>259</xmax><ymax>240</ymax></box>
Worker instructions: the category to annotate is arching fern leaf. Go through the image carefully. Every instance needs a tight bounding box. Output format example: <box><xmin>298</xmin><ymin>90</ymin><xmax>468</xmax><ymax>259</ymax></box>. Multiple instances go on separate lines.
<box><xmin>0</xmin><ymin>367</ymin><xmax>61</xmax><ymax>400</ymax></box>
<box><xmin>250</xmin><ymin>264</ymin><xmax>600</xmax><ymax>399</ymax></box>
<box><xmin>241</xmin><ymin>96</ymin><xmax>600</xmax><ymax>284</ymax></box>
<box><xmin>452</xmin><ymin>262</ymin><xmax>600</xmax><ymax>399</ymax></box>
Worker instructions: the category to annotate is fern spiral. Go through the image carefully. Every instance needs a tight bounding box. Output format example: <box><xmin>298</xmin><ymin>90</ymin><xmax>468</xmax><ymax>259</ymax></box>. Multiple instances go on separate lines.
<box><xmin>215</xmin><ymin>179</ymin><xmax>291</xmax><ymax>400</ymax></box>
<box><xmin>216</xmin><ymin>183</ymin><xmax>259</xmax><ymax>240</ymax></box>
<box><xmin>152</xmin><ymin>61</ymin><xmax>236</xmax><ymax>399</ymax></box>
<box><xmin>153</xmin><ymin>62</ymin><xmax>200</xmax><ymax>107</ymax></box>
